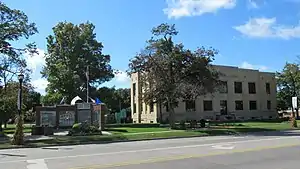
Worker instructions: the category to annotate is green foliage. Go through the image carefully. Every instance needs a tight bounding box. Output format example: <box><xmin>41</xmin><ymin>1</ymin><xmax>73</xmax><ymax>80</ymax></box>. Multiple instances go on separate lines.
<box><xmin>0</xmin><ymin>2</ymin><xmax>37</xmax><ymax>130</ymax></box>
<box><xmin>90</xmin><ymin>86</ymin><xmax>130</xmax><ymax>113</ymax></box>
<box><xmin>68</xmin><ymin>122</ymin><xmax>101</xmax><ymax>136</ymax></box>
<box><xmin>41</xmin><ymin>22</ymin><xmax>114</xmax><ymax>103</ymax></box>
<box><xmin>276</xmin><ymin>63</ymin><xmax>300</xmax><ymax>111</ymax></box>
<box><xmin>11</xmin><ymin>115</ymin><xmax>24</xmax><ymax>145</ymax></box>
<box><xmin>127</xmin><ymin>23</ymin><xmax>220</xmax><ymax>128</ymax></box>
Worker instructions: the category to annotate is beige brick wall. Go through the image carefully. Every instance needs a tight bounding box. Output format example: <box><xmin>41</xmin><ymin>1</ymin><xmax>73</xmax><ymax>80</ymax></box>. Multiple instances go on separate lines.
<box><xmin>131</xmin><ymin>65</ymin><xmax>277</xmax><ymax>123</ymax></box>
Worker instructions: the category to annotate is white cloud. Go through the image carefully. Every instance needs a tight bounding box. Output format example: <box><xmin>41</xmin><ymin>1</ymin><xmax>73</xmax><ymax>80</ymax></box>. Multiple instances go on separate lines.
<box><xmin>24</xmin><ymin>48</ymin><xmax>48</xmax><ymax>94</ymax></box>
<box><xmin>114</xmin><ymin>70</ymin><xmax>130</xmax><ymax>83</ymax></box>
<box><xmin>31</xmin><ymin>78</ymin><xmax>49</xmax><ymax>95</ymax></box>
<box><xmin>240</xmin><ymin>61</ymin><xmax>268</xmax><ymax>71</ymax></box>
<box><xmin>163</xmin><ymin>0</ymin><xmax>237</xmax><ymax>19</ymax></box>
<box><xmin>233</xmin><ymin>17</ymin><xmax>300</xmax><ymax>39</ymax></box>
<box><xmin>247</xmin><ymin>0</ymin><xmax>259</xmax><ymax>9</ymax></box>
<box><xmin>24</xmin><ymin>48</ymin><xmax>46</xmax><ymax>72</ymax></box>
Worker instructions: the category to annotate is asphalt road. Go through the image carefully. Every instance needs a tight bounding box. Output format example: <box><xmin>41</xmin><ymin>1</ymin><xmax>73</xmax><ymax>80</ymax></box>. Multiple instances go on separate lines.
<box><xmin>1</xmin><ymin>130</ymin><xmax>300</xmax><ymax>169</ymax></box>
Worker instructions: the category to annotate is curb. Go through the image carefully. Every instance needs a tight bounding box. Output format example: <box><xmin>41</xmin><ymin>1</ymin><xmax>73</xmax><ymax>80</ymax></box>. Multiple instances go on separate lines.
<box><xmin>0</xmin><ymin>129</ymin><xmax>299</xmax><ymax>150</ymax></box>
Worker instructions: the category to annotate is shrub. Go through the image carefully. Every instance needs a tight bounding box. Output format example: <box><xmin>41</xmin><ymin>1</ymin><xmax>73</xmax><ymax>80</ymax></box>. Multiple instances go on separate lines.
<box><xmin>68</xmin><ymin>121</ymin><xmax>102</xmax><ymax>136</ymax></box>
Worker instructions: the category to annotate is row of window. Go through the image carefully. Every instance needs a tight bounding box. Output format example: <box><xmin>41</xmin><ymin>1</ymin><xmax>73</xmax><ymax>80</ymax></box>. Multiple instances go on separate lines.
<box><xmin>184</xmin><ymin>100</ymin><xmax>272</xmax><ymax>111</ymax></box>
<box><xmin>133</xmin><ymin>81</ymin><xmax>272</xmax><ymax>97</ymax></box>
<box><xmin>220</xmin><ymin>81</ymin><xmax>271</xmax><ymax>94</ymax></box>
<box><xmin>132</xmin><ymin>102</ymin><xmax>154</xmax><ymax>114</ymax></box>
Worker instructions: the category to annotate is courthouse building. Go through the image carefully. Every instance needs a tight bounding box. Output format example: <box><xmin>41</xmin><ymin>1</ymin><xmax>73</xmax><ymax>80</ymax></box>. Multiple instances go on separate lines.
<box><xmin>130</xmin><ymin>65</ymin><xmax>277</xmax><ymax>123</ymax></box>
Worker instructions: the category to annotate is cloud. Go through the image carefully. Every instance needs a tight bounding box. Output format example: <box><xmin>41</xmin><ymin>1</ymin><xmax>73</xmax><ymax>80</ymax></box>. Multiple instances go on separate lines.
<box><xmin>240</xmin><ymin>62</ymin><xmax>268</xmax><ymax>71</ymax></box>
<box><xmin>31</xmin><ymin>78</ymin><xmax>49</xmax><ymax>95</ymax></box>
<box><xmin>24</xmin><ymin>48</ymin><xmax>46</xmax><ymax>72</ymax></box>
<box><xmin>233</xmin><ymin>17</ymin><xmax>300</xmax><ymax>39</ymax></box>
<box><xmin>163</xmin><ymin>0</ymin><xmax>237</xmax><ymax>19</ymax></box>
<box><xmin>114</xmin><ymin>70</ymin><xmax>130</xmax><ymax>83</ymax></box>
<box><xmin>24</xmin><ymin>48</ymin><xmax>48</xmax><ymax>94</ymax></box>
<box><xmin>247</xmin><ymin>0</ymin><xmax>259</xmax><ymax>9</ymax></box>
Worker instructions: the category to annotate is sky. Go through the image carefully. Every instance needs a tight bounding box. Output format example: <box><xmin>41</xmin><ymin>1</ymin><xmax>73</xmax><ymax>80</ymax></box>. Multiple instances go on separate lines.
<box><xmin>3</xmin><ymin>0</ymin><xmax>300</xmax><ymax>95</ymax></box>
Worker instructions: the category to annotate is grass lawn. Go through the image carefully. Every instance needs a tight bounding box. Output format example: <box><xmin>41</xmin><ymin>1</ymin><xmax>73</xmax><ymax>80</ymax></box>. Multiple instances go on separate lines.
<box><xmin>0</xmin><ymin>120</ymin><xmax>299</xmax><ymax>149</ymax></box>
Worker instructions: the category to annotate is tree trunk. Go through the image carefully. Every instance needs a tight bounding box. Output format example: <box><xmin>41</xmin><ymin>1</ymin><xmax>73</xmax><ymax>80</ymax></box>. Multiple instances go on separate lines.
<box><xmin>0</xmin><ymin>121</ymin><xmax>2</xmax><ymax>132</ymax></box>
<box><xmin>159</xmin><ymin>102</ymin><xmax>162</xmax><ymax>123</ymax></box>
<box><xmin>168</xmin><ymin>102</ymin><xmax>176</xmax><ymax>129</ymax></box>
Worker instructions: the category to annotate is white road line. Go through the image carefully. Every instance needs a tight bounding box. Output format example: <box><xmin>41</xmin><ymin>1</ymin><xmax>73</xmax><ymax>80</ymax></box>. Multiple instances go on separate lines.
<box><xmin>1</xmin><ymin>136</ymin><xmax>300</xmax><ymax>164</ymax></box>
<box><xmin>212</xmin><ymin>144</ymin><xmax>235</xmax><ymax>150</ymax></box>
<box><xmin>26</xmin><ymin>159</ymin><xmax>48</xmax><ymax>169</ymax></box>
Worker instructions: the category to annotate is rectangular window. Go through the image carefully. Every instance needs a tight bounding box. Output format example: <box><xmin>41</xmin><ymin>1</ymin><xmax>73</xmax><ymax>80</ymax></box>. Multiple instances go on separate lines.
<box><xmin>165</xmin><ymin>103</ymin><xmax>169</xmax><ymax>112</ymax></box>
<box><xmin>185</xmin><ymin>100</ymin><xmax>196</xmax><ymax>111</ymax></box>
<box><xmin>133</xmin><ymin>103</ymin><xmax>136</xmax><ymax>113</ymax></box>
<box><xmin>133</xmin><ymin>83</ymin><xmax>136</xmax><ymax>96</ymax></box>
<box><xmin>219</xmin><ymin>81</ymin><xmax>228</xmax><ymax>93</ymax></box>
<box><xmin>266</xmin><ymin>83</ymin><xmax>270</xmax><ymax>94</ymax></box>
<box><xmin>234</xmin><ymin>82</ymin><xmax>243</xmax><ymax>93</ymax></box>
<box><xmin>203</xmin><ymin>100</ymin><xmax>213</xmax><ymax>111</ymax></box>
<box><xmin>248</xmin><ymin>82</ymin><xmax>256</xmax><ymax>94</ymax></box>
<box><xmin>267</xmin><ymin>100</ymin><xmax>271</xmax><ymax>110</ymax></box>
<box><xmin>249</xmin><ymin>101</ymin><xmax>257</xmax><ymax>110</ymax></box>
<box><xmin>220</xmin><ymin>100</ymin><xmax>227</xmax><ymax>115</ymax></box>
<box><xmin>150</xmin><ymin>101</ymin><xmax>154</xmax><ymax>112</ymax></box>
<box><xmin>235</xmin><ymin>100</ymin><xmax>243</xmax><ymax>110</ymax></box>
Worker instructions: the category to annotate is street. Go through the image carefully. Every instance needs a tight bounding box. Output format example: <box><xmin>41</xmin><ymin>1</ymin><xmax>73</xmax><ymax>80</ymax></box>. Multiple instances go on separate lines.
<box><xmin>1</xmin><ymin>130</ymin><xmax>300</xmax><ymax>169</ymax></box>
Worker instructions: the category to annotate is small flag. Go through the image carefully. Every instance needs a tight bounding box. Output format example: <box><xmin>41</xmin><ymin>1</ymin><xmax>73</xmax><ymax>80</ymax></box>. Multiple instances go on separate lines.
<box><xmin>95</xmin><ymin>98</ymin><xmax>102</xmax><ymax>105</ymax></box>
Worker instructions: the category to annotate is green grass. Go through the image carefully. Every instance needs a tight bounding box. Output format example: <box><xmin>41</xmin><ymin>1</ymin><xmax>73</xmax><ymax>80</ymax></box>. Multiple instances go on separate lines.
<box><xmin>0</xmin><ymin>120</ymin><xmax>299</xmax><ymax>149</ymax></box>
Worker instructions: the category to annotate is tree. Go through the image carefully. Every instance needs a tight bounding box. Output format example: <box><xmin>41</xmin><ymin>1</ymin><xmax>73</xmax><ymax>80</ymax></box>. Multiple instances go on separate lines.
<box><xmin>0</xmin><ymin>2</ymin><xmax>38</xmax><ymax>133</ymax></box>
<box><xmin>127</xmin><ymin>23</ymin><xmax>220</xmax><ymax>128</ymax></box>
<box><xmin>276</xmin><ymin>63</ymin><xmax>300</xmax><ymax>124</ymax></box>
<box><xmin>41</xmin><ymin>22</ymin><xmax>114</xmax><ymax>103</ymax></box>
<box><xmin>92</xmin><ymin>86</ymin><xmax>130</xmax><ymax>113</ymax></box>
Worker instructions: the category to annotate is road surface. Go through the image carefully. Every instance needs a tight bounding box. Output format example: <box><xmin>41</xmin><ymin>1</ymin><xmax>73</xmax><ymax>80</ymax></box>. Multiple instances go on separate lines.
<box><xmin>1</xmin><ymin>130</ymin><xmax>300</xmax><ymax>169</ymax></box>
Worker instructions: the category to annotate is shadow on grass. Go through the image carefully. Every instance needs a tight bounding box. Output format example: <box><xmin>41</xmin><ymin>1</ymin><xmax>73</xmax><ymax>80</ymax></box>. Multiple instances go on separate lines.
<box><xmin>196</xmin><ymin>127</ymin><xmax>300</xmax><ymax>137</ymax></box>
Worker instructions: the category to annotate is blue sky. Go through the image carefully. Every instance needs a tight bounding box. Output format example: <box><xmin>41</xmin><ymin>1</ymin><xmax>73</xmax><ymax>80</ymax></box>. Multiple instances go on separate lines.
<box><xmin>3</xmin><ymin>0</ymin><xmax>300</xmax><ymax>95</ymax></box>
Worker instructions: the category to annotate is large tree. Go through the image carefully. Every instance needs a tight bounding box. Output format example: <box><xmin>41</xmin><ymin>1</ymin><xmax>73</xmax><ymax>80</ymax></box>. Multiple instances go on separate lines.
<box><xmin>0</xmin><ymin>2</ymin><xmax>38</xmax><ymax>132</ymax></box>
<box><xmin>127</xmin><ymin>23</ymin><xmax>220</xmax><ymax>128</ymax></box>
<box><xmin>276</xmin><ymin>63</ymin><xmax>300</xmax><ymax>119</ymax></box>
<box><xmin>91</xmin><ymin>86</ymin><xmax>130</xmax><ymax>113</ymax></box>
<box><xmin>41</xmin><ymin>22</ymin><xmax>114</xmax><ymax>103</ymax></box>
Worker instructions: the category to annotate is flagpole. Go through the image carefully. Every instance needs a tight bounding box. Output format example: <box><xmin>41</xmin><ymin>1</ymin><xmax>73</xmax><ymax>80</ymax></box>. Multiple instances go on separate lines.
<box><xmin>86</xmin><ymin>66</ymin><xmax>89</xmax><ymax>103</ymax></box>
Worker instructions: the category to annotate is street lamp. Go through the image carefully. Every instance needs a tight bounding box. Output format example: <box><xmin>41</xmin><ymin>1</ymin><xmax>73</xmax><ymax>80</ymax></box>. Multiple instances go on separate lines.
<box><xmin>18</xmin><ymin>73</ymin><xmax>24</xmax><ymax>115</ymax></box>
<box><xmin>12</xmin><ymin>73</ymin><xmax>25</xmax><ymax>145</ymax></box>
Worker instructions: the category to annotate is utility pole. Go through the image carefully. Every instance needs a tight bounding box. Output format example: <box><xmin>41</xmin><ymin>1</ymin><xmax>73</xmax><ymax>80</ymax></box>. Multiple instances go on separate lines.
<box><xmin>86</xmin><ymin>66</ymin><xmax>89</xmax><ymax>103</ymax></box>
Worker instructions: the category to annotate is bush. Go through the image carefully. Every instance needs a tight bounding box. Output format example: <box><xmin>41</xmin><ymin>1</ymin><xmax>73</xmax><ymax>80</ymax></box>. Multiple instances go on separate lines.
<box><xmin>179</xmin><ymin>121</ymin><xmax>186</xmax><ymax>130</ymax></box>
<box><xmin>68</xmin><ymin>121</ymin><xmax>102</xmax><ymax>136</ymax></box>
<box><xmin>105</xmin><ymin>123</ymin><xmax>160</xmax><ymax>128</ymax></box>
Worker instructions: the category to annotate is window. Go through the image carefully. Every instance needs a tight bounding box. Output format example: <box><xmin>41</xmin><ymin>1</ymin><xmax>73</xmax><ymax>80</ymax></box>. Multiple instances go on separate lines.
<box><xmin>133</xmin><ymin>83</ymin><xmax>136</xmax><ymax>96</ymax></box>
<box><xmin>165</xmin><ymin>103</ymin><xmax>169</xmax><ymax>112</ymax></box>
<box><xmin>150</xmin><ymin>101</ymin><xmax>154</xmax><ymax>112</ymax></box>
<box><xmin>220</xmin><ymin>100</ymin><xmax>227</xmax><ymax>115</ymax></box>
<box><xmin>186</xmin><ymin>100</ymin><xmax>196</xmax><ymax>111</ymax></box>
<box><xmin>248</xmin><ymin>82</ymin><xmax>256</xmax><ymax>94</ymax></box>
<box><xmin>203</xmin><ymin>100</ymin><xmax>213</xmax><ymax>111</ymax></box>
<box><xmin>267</xmin><ymin>100</ymin><xmax>271</xmax><ymax>110</ymax></box>
<box><xmin>234</xmin><ymin>82</ymin><xmax>243</xmax><ymax>93</ymax></box>
<box><xmin>249</xmin><ymin>101</ymin><xmax>257</xmax><ymax>110</ymax></box>
<box><xmin>219</xmin><ymin>81</ymin><xmax>228</xmax><ymax>93</ymax></box>
<box><xmin>266</xmin><ymin>83</ymin><xmax>270</xmax><ymax>94</ymax></box>
<box><xmin>133</xmin><ymin>103</ymin><xmax>136</xmax><ymax>113</ymax></box>
<box><xmin>235</xmin><ymin>101</ymin><xmax>243</xmax><ymax>110</ymax></box>
<box><xmin>141</xmin><ymin>103</ymin><xmax>144</xmax><ymax>112</ymax></box>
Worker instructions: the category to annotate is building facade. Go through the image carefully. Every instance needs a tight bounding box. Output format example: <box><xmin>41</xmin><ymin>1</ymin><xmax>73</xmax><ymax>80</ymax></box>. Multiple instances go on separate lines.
<box><xmin>131</xmin><ymin>65</ymin><xmax>277</xmax><ymax>123</ymax></box>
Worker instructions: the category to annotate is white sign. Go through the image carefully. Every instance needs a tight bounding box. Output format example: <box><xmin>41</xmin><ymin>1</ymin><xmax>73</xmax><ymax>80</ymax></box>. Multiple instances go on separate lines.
<box><xmin>292</xmin><ymin>97</ymin><xmax>298</xmax><ymax>109</ymax></box>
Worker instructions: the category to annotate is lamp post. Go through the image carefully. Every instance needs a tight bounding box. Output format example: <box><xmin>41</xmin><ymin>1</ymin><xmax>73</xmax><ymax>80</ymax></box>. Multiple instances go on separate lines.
<box><xmin>18</xmin><ymin>73</ymin><xmax>24</xmax><ymax>115</ymax></box>
<box><xmin>12</xmin><ymin>73</ymin><xmax>24</xmax><ymax>145</ymax></box>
